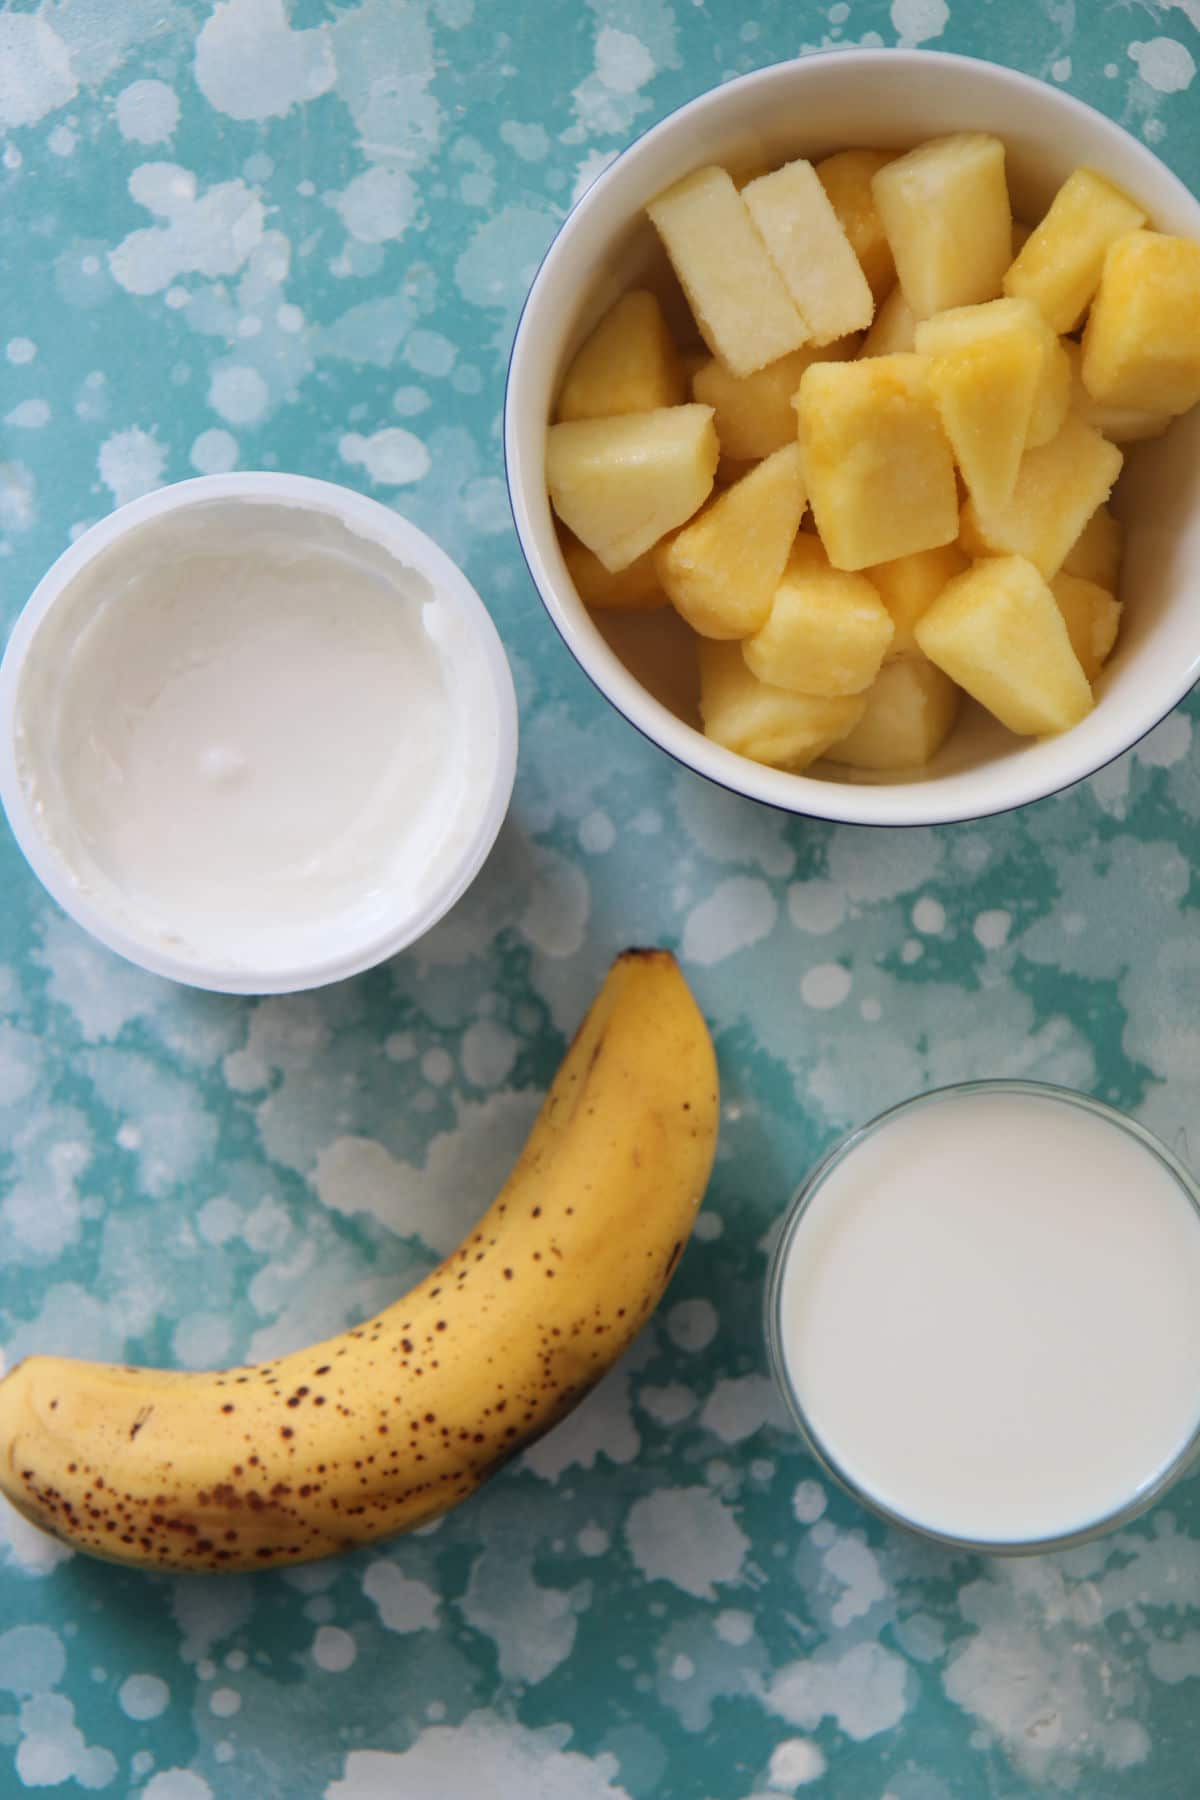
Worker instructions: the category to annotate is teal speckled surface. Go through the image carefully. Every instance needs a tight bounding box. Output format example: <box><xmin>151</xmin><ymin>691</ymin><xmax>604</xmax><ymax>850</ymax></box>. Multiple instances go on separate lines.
<box><xmin>3</xmin><ymin>3</ymin><xmax>1200</xmax><ymax>1796</ymax></box>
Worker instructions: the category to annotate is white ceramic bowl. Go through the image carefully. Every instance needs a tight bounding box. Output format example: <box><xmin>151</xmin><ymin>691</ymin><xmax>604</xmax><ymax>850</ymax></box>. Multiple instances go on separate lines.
<box><xmin>0</xmin><ymin>474</ymin><xmax>518</xmax><ymax>994</ymax></box>
<box><xmin>506</xmin><ymin>49</ymin><xmax>1200</xmax><ymax>826</ymax></box>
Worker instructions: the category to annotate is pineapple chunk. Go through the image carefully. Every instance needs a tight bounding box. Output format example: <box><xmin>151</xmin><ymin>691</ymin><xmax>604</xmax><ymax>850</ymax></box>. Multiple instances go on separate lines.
<box><xmin>795</xmin><ymin>354</ymin><xmax>960</xmax><ymax>570</ymax></box>
<box><xmin>654</xmin><ymin>443</ymin><xmax>807</xmax><ymax>639</ymax></box>
<box><xmin>1049</xmin><ymin>573</ymin><xmax>1122</xmax><ymax>682</ymax></box>
<box><xmin>871</xmin><ymin>133</ymin><xmax>1012</xmax><ymax>320</ymax></box>
<box><xmin>743</xmin><ymin>536</ymin><xmax>894</xmax><ymax>695</ymax></box>
<box><xmin>1025</xmin><ymin>316</ymin><xmax>1071</xmax><ymax>450</ymax></box>
<box><xmin>699</xmin><ymin>639</ymin><xmax>866</xmax><ymax>770</ymax></box>
<box><xmin>1004</xmin><ymin>168</ymin><xmax>1147</xmax><ymax>333</ymax></box>
<box><xmin>915</xmin><ymin>554</ymin><xmax>1093</xmax><ymax>735</ymax></box>
<box><xmin>1060</xmin><ymin>504</ymin><xmax>1122</xmax><ymax>591</ymax></box>
<box><xmin>556</xmin><ymin>290</ymin><xmax>686</xmax><ymax>421</ymax></box>
<box><xmin>546</xmin><ymin>405</ymin><xmax>718</xmax><ymax>572</ymax></box>
<box><xmin>742</xmin><ymin>159</ymin><xmax>875</xmax><ymax>345</ymax></box>
<box><xmin>859</xmin><ymin>285</ymin><xmax>917</xmax><ymax>357</ymax></box>
<box><xmin>692</xmin><ymin>338</ymin><xmax>859</xmax><ymax>462</ymax></box>
<box><xmin>826</xmin><ymin>655</ymin><xmax>962</xmax><ymax>769</ymax></box>
<box><xmin>816</xmin><ymin>148</ymin><xmax>897</xmax><ymax>302</ymax></box>
<box><xmin>915</xmin><ymin>297</ymin><xmax>1066</xmax><ymax>452</ymax></box>
<box><xmin>646</xmin><ymin>167</ymin><xmax>810</xmax><ymax>377</ymax></box>
<box><xmin>915</xmin><ymin>304</ymin><xmax>1042</xmax><ymax>512</ymax></box>
<box><xmin>560</xmin><ymin>533</ymin><xmax>665</xmax><ymax>612</ymax></box>
<box><xmin>1081</xmin><ymin>230</ymin><xmax>1200</xmax><ymax>416</ymax></box>
<box><xmin>865</xmin><ymin>543</ymin><xmax>969</xmax><ymax>657</ymax></box>
<box><xmin>1062</xmin><ymin>340</ymin><xmax>1169</xmax><ymax>443</ymax></box>
<box><xmin>958</xmin><ymin>413</ymin><xmax>1123</xmax><ymax>579</ymax></box>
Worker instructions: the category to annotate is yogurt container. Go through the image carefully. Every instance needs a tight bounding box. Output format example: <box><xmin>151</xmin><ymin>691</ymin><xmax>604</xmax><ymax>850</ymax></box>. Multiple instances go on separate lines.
<box><xmin>0</xmin><ymin>474</ymin><xmax>518</xmax><ymax>994</ymax></box>
<box><xmin>766</xmin><ymin>1080</ymin><xmax>1200</xmax><ymax>1552</ymax></box>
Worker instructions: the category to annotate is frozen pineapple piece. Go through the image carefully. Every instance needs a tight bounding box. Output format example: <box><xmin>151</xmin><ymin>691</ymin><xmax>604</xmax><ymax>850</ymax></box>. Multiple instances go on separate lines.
<box><xmin>859</xmin><ymin>285</ymin><xmax>917</xmax><ymax>357</ymax></box>
<box><xmin>916</xmin><ymin>297</ymin><xmax>1066</xmax><ymax>451</ymax></box>
<box><xmin>795</xmin><ymin>354</ymin><xmax>959</xmax><ymax>570</ymax></box>
<box><xmin>1025</xmin><ymin>314</ymin><xmax>1071</xmax><ymax>449</ymax></box>
<box><xmin>916</xmin><ymin>304</ymin><xmax>1042</xmax><ymax>512</ymax></box>
<box><xmin>556</xmin><ymin>290</ymin><xmax>687</xmax><ymax>422</ymax></box>
<box><xmin>1062</xmin><ymin>340</ymin><xmax>1169</xmax><ymax>443</ymax></box>
<box><xmin>692</xmin><ymin>338</ymin><xmax>859</xmax><ymax>462</ymax></box>
<box><xmin>743</xmin><ymin>536</ymin><xmax>894</xmax><ymax>696</ymax></box>
<box><xmin>654</xmin><ymin>443</ymin><xmax>807</xmax><ymax>639</ymax></box>
<box><xmin>958</xmin><ymin>413</ymin><xmax>1123</xmax><ymax>579</ymax></box>
<box><xmin>1049</xmin><ymin>573</ymin><xmax>1122</xmax><ymax>682</ymax></box>
<box><xmin>871</xmin><ymin>133</ymin><xmax>1012</xmax><ymax>320</ymax></box>
<box><xmin>865</xmin><ymin>543</ymin><xmax>970</xmax><ymax>657</ymax></box>
<box><xmin>699</xmin><ymin>639</ymin><xmax>867</xmax><ymax>770</ymax></box>
<box><xmin>826</xmin><ymin>655</ymin><xmax>962</xmax><ymax>769</ymax></box>
<box><xmin>816</xmin><ymin>148</ymin><xmax>897</xmax><ymax>302</ymax></box>
<box><xmin>1081</xmin><ymin>230</ymin><xmax>1200</xmax><ymax>417</ymax></box>
<box><xmin>1060</xmin><ymin>505</ymin><xmax>1122</xmax><ymax>591</ymax></box>
<box><xmin>647</xmin><ymin>167</ymin><xmax>810</xmax><ymax>377</ymax></box>
<box><xmin>546</xmin><ymin>404</ymin><xmax>718</xmax><ymax>572</ymax></box>
<box><xmin>560</xmin><ymin>533</ymin><xmax>665</xmax><ymax>612</ymax></box>
<box><xmin>1004</xmin><ymin>168</ymin><xmax>1147</xmax><ymax>334</ymax></box>
<box><xmin>915</xmin><ymin>554</ymin><xmax>1093</xmax><ymax>735</ymax></box>
<box><xmin>743</xmin><ymin>159</ymin><xmax>875</xmax><ymax>345</ymax></box>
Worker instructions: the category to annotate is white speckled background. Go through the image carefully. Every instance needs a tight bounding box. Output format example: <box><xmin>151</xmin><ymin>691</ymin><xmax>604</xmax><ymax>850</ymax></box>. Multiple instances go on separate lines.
<box><xmin>2</xmin><ymin>2</ymin><xmax>1200</xmax><ymax>1796</ymax></box>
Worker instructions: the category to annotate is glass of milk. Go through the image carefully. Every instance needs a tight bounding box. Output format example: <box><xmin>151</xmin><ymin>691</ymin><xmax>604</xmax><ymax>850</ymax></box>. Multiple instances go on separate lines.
<box><xmin>766</xmin><ymin>1081</ymin><xmax>1200</xmax><ymax>1553</ymax></box>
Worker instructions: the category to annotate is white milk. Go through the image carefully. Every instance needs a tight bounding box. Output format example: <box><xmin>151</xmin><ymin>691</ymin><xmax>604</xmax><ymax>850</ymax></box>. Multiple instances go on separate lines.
<box><xmin>774</xmin><ymin>1085</ymin><xmax>1200</xmax><ymax>1545</ymax></box>
<box><xmin>12</xmin><ymin>500</ymin><xmax>491</xmax><ymax>978</ymax></box>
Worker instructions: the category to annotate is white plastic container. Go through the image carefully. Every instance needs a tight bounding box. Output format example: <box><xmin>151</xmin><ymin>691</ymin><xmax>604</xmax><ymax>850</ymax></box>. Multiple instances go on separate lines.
<box><xmin>0</xmin><ymin>474</ymin><xmax>518</xmax><ymax>994</ymax></box>
<box><xmin>766</xmin><ymin>1081</ymin><xmax>1200</xmax><ymax>1553</ymax></box>
<box><xmin>505</xmin><ymin>50</ymin><xmax>1200</xmax><ymax>825</ymax></box>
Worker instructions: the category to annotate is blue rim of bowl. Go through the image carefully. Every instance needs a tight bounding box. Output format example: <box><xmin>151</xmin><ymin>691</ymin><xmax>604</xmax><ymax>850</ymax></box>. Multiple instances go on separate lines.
<box><xmin>501</xmin><ymin>47</ymin><xmax>1200</xmax><ymax>828</ymax></box>
<box><xmin>762</xmin><ymin>1078</ymin><xmax>1200</xmax><ymax>1555</ymax></box>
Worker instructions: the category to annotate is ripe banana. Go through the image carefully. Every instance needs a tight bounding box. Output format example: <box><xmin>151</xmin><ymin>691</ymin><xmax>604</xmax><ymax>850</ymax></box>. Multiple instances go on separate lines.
<box><xmin>0</xmin><ymin>949</ymin><xmax>718</xmax><ymax>1571</ymax></box>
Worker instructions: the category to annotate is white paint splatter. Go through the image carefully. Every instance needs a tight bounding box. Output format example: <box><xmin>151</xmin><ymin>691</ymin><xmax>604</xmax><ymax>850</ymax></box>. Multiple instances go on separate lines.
<box><xmin>194</xmin><ymin>0</ymin><xmax>335</xmax><ymax>121</ymax></box>
<box><xmin>1130</xmin><ymin>36</ymin><xmax>1196</xmax><ymax>93</ymax></box>
<box><xmin>767</xmin><ymin>1641</ymin><xmax>912</xmax><ymax>1740</ymax></box>
<box><xmin>638</xmin><ymin>1382</ymin><xmax>697</xmax><ymax>1427</ymax></box>
<box><xmin>5</xmin><ymin>399</ymin><xmax>51</xmax><ymax>429</ymax></box>
<box><xmin>141</xmin><ymin>1774</ymin><xmax>214</xmax><ymax>1800</ymax></box>
<box><xmin>116</xmin><ymin>79</ymin><xmax>180</xmax><ymax>143</ymax></box>
<box><xmin>362</xmin><ymin>1562</ymin><xmax>440</xmax><ymax>1634</ymax></box>
<box><xmin>339</xmin><ymin>427</ymin><xmax>431</xmax><ymax>486</ymax></box>
<box><xmin>974</xmin><ymin>909</ymin><xmax>1011</xmax><ymax>950</ymax></box>
<box><xmin>524</xmin><ymin>1362</ymin><xmax>640</xmax><ymax>1481</ymax></box>
<box><xmin>460</xmin><ymin>1550</ymin><xmax>579</xmax><ymax>1685</ymax></box>
<box><xmin>912</xmin><ymin>895</ymin><xmax>945</xmax><ymax>935</ymax></box>
<box><xmin>461</xmin><ymin>1017</ymin><xmax>518</xmax><ymax>1087</ymax></box>
<box><xmin>335</xmin><ymin>166</ymin><xmax>418</xmax><ymax>243</ymax></box>
<box><xmin>0</xmin><ymin>16</ymin><xmax>77</xmax><ymax>131</ymax></box>
<box><xmin>767</xmin><ymin>1738</ymin><xmax>827</xmax><ymax>1787</ymax></box>
<box><xmin>700</xmin><ymin>1374</ymin><xmax>786</xmax><ymax>1444</ymax></box>
<box><xmin>310</xmin><ymin>1134</ymin><xmax>409</xmax><ymax>1233</ymax></box>
<box><xmin>325</xmin><ymin>1712</ymin><xmax>632</xmax><ymax>1800</ymax></box>
<box><xmin>625</xmin><ymin>1487</ymin><xmax>749</xmax><ymax>1599</ymax></box>
<box><xmin>208</xmin><ymin>364</ymin><xmax>270</xmax><ymax>425</ymax></box>
<box><xmin>667</xmin><ymin>1297</ymin><xmax>718</xmax><ymax>1352</ymax></box>
<box><xmin>119</xmin><ymin>1673</ymin><xmax>169</xmax><ymax>1720</ymax></box>
<box><xmin>311</xmin><ymin>1625</ymin><xmax>357</xmax><ymax>1673</ymax></box>
<box><xmin>890</xmin><ymin>0</ymin><xmax>950</xmax><ymax>47</ymax></box>
<box><xmin>823</xmin><ymin>1533</ymin><xmax>887</xmax><ymax>1628</ymax></box>
<box><xmin>98</xmin><ymin>426</ymin><xmax>167</xmax><ymax>506</ymax></box>
<box><xmin>519</xmin><ymin>846</ymin><xmax>590</xmax><ymax>958</ymax></box>
<box><xmin>108</xmin><ymin>165</ymin><xmax>265</xmax><ymax>295</ymax></box>
<box><xmin>801</xmin><ymin>963</ymin><xmax>851</xmax><ymax>1010</ymax></box>
<box><xmin>190</xmin><ymin>427</ymin><xmax>239</xmax><ymax>474</ymax></box>
<box><xmin>792</xmin><ymin>1480</ymin><xmax>827</xmax><ymax>1524</ymax></box>
<box><xmin>683</xmin><ymin>877</ymin><xmax>777</xmax><ymax>966</ymax></box>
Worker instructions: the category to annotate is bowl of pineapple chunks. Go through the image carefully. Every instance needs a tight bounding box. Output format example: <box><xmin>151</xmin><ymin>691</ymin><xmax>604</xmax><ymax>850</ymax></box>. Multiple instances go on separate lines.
<box><xmin>505</xmin><ymin>49</ymin><xmax>1200</xmax><ymax>825</ymax></box>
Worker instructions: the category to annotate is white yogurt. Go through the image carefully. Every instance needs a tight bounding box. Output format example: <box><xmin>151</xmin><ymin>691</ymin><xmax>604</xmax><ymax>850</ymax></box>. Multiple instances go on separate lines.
<box><xmin>771</xmin><ymin>1084</ymin><xmax>1200</xmax><ymax>1547</ymax></box>
<box><xmin>1</xmin><ymin>481</ymin><xmax>517</xmax><ymax>989</ymax></box>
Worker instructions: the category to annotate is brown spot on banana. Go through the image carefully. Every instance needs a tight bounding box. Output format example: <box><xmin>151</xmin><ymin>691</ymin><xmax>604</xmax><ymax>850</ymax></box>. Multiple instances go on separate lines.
<box><xmin>0</xmin><ymin>951</ymin><xmax>718</xmax><ymax>1572</ymax></box>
